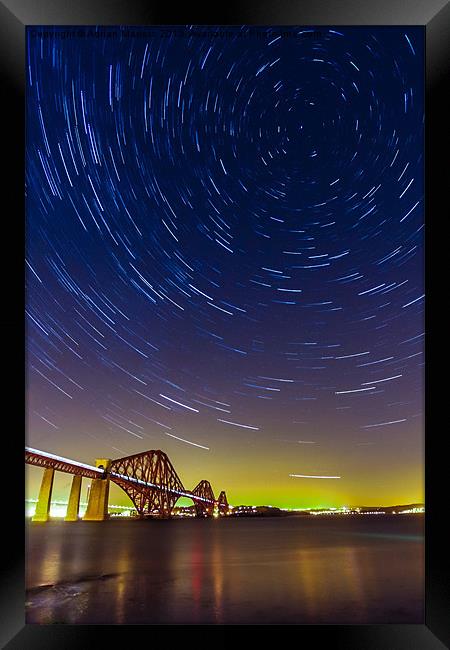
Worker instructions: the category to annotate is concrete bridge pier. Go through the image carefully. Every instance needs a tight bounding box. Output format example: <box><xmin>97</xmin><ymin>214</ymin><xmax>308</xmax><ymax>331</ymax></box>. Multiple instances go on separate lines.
<box><xmin>83</xmin><ymin>459</ymin><xmax>111</xmax><ymax>521</ymax></box>
<box><xmin>32</xmin><ymin>468</ymin><xmax>55</xmax><ymax>522</ymax></box>
<box><xmin>65</xmin><ymin>475</ymin><xmax>82</xmax><ymax>521</ymax></box>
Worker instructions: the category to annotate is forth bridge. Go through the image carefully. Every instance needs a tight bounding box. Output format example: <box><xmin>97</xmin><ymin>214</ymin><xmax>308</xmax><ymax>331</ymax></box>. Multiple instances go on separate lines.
<box><xmin>25</xmin><ymin>447</ymin><xmax>229</xmax><ymax>521</ymax></box>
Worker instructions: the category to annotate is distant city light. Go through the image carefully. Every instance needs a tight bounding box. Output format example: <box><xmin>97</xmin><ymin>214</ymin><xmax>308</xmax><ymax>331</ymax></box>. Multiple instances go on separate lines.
<box><xmin>25</xmin><ymin>498</ymin><xmax>134</xmax><ymax>518</ymax></box>
<box><xmin>25</xmin><ymin>498</ymin><xmax>424</xmax><ymax>519</ymax></box>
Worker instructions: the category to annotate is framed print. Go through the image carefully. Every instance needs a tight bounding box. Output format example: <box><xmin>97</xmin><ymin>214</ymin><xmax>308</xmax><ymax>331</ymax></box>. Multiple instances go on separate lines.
<box><xmin>1</xmin><ymin>0</ymin><xmax>448</xmax><ymax>647</ymax></box>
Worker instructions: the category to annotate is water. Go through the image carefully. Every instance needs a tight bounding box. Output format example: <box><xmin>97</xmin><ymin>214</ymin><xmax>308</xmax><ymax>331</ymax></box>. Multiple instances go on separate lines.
<box><xmin>26</xmin><ymin>514</ymin><xmax>424</xmax><ymax>624</ymax></box>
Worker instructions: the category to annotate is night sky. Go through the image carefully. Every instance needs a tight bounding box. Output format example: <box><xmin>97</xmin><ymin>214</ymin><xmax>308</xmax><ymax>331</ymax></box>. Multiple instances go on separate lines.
<box><xmin>26</xmin><ymin>26</ymin><xmax>424</xmax><ymax>509</ymax></box>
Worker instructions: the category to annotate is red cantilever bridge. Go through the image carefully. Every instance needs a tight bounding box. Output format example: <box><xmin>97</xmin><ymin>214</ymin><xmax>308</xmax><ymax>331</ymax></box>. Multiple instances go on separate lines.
<box><xmin>25</xmin><ymin>447</ymin><xmax>229</xmax><ymax>522</ymax></box>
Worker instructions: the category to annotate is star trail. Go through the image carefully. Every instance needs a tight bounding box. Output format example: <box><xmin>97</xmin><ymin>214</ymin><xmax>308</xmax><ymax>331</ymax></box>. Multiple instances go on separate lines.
<box><xmin>26</xmin><ymin>26</ymin><xmax>424</xmax><ymax>508</ymax></box>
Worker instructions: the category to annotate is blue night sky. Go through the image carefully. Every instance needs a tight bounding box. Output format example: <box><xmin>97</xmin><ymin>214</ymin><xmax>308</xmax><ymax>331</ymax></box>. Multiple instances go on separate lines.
<box><xmin>26</xmin><ymin>26</ymin><xmax>424</xmax><ymax>508</ymax></box>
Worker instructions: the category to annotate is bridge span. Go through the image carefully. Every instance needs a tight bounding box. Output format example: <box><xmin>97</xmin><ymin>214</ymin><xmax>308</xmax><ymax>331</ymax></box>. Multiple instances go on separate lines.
<box><xmin>25</xmin><ymin>447</ymin><xmax>229</xmax><ymax>522</ymax></box>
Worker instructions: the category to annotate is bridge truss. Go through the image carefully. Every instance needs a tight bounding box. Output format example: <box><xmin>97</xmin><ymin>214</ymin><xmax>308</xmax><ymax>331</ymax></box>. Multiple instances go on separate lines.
<box><xmin>26</xmin><ymin>446</ymin><xmax>229</xmax><ymax>519</ymax></box>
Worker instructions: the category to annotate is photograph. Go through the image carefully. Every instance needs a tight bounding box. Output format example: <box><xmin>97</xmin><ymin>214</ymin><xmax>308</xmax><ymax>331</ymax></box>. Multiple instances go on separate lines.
<box><xmin>2</xmin><ymin>0</ymin><xmax>449</xmax><ymax>646</ymax></box>
<box><xmin>23</xmin><ymin>23</ymin><xmax>427</xmax><ymax>627</ymax></box>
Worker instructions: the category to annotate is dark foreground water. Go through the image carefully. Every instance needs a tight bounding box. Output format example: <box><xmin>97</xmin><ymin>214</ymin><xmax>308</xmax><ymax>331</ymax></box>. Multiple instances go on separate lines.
<box><xmin>26</xmin><ymin>514</ymin><xmax>424</xmax><ymax>625</ymax></box>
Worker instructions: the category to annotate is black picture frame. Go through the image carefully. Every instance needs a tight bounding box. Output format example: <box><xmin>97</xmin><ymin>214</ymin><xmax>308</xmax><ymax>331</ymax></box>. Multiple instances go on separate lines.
<box><xmin>2</xmin><ymin>0</ymin><xmax>448</xmax><ymax>647</ymax></box>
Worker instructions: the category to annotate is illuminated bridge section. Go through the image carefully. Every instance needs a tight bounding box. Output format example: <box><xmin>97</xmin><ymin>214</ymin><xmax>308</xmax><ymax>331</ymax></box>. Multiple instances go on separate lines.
<box><xmin>25</xmin><ymin>446</ymin><xmax>229</xmax><ymax>520</ymax></box>
<box><xmin>109</xmin><ymin>471</ymin><xmax>211</xmax><ymax>502</ymax></box>
<box><xmin>25</xmin><ymin>447</ymin><xmax>105</xmax><ymax>480</ymax></box>
<box><xmin>109</xmin><ymin>450</ymin><xmax>216</xmax><ymax>516</ymax></box>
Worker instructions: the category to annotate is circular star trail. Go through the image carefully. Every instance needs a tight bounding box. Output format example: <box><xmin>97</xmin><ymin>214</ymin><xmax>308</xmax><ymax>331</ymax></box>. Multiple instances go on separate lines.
<box><xmin>26</xmin><ymin>26</ymin><xmax>424</xmax><ymax>507</ymax></box>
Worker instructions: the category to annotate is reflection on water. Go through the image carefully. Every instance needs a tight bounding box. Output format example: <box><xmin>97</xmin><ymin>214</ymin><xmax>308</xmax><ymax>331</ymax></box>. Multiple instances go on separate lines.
<box><xmin>26</xmin><ymin>515</ymin><xmax>424</xmax><ymax>624</ymax></box>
